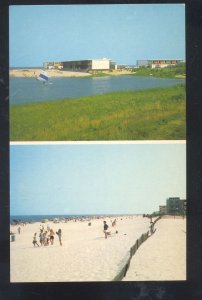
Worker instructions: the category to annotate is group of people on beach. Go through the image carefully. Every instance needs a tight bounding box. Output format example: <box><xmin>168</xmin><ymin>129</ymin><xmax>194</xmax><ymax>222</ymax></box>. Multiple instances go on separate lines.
<box><xmin>103</xmin><ymin>219</ymin><xmax>118</xmax><ymax>239</ymax></box>
<box><xmin>32</xmin><ymin>225</ymin><xmax>62</xmax><ymax>247</ymax></box>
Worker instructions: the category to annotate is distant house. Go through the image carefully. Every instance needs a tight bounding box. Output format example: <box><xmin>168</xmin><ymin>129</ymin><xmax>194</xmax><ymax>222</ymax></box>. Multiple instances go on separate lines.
<box><xmin>43</xmin><ymin>62</ymin><xmax>63</xmax><ymax>69</ymax></box>
<box><xmin>149</xmin><ymin>60</ymin><xmax>184</xmax><ymax>69</ymax></box>
<box><xmin>136</xmin><ymin>59</ymin><xmax>184</xmax><ymax>69</ymax></box>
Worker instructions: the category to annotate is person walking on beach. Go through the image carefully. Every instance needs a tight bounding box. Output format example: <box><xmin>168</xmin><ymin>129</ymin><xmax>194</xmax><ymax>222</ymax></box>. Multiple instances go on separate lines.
<box><xmin>39</xmin><ymin>231</ymin><xmax>44</xmax><ymax>246</ymax></box>
<box><xmin>150</xmin><ymin>221</ymin><xmax>155</xmax><ymax>235</ymax></box>
<box><xmin>43</xmin><ymin>232</ymin><xmax>49</xmax><ymax>246</ymax></box>
<box><xmin>112</xmin><ymin>219</ymin><xmax>117</xmax><ymax>227</ymax></box>
<box><xmin>32</xmin><ymin>233</ymin><xmax>39</xmax><ymax>247</ymax></box>
<box><xmin>18</xmin><ymin>227</ymin><xmax>21</xmax><ymax>234</ymax></box>
<box><xmin>56</xmin><ymin>229</ymin><xmax>62</xmax><ymax>246</ymax></box>
<box><xmin>103</xmin><ymin>221</ymin><xmax>110</xmax><ymax>239</ymax></box>
<box><xmin>49</xmin><ymin>229</ymin><xmax>55</xmax><ymax>245</ymax></box>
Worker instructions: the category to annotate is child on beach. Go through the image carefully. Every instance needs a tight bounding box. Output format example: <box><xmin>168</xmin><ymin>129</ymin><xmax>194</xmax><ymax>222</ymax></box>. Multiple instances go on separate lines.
<box><xmin>32</xmin><ymin>233</ymin><xmax>39</xmax><ymax>247</ymax></box>
<box><xmin>49</xmin><ymin>229</ymin><xmax>55</xmax><ymax>245</ymax></box>
<box><xmin>112</xmin><ymin>219</ymin><xmax>117</xmax><ymax>227</ymax></box>
<box><xmin>39</xmin><ymin>231</ymin><xmax>44</xmax><ymax>246</ymax></box>
<box><xmin>56</xmin><ymin>229</ymin><xmax>62</xmax><ymax>246</ymax></box>
<box><xmin>43</xmin><ymin>232</ymin><xmax>49</xmax><ymax>246</ymax></box>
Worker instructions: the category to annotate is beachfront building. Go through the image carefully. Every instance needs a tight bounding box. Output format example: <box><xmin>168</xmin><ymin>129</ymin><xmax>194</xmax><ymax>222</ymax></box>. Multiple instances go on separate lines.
<box><xmin>150</xmin><ymin>60</ymin><xmax>184</xmax><ymax>69</ymax></box>
<box><xmin>166</xmin><ymin>197</ymin><xmax>186</xmax><ymax>215</ymax></box>
<box><xmin>159</xmin><ymin>205</ymin><xmax>167</xmax><ymax>215</ymax></box>
<box><xmin>61</xmin><ymin>58</ymin><xmax>115</xmax><ymax>72</ymax></box>
<box><xmin>136</xmin><ymin>59</ymin><xmax>184</xmax><ymax>69</ymax></box>
<box><xmin>47</xmin><ymin>58</ymin><xmax>116</xmax><ymax>73</ymax></box>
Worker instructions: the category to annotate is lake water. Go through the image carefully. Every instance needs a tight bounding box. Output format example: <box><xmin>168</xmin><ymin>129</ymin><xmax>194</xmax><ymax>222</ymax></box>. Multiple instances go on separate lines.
<box><xmin>10</xmin><ymin>75</ymin><xmax>184</xmax><ymax>105</ymax></box>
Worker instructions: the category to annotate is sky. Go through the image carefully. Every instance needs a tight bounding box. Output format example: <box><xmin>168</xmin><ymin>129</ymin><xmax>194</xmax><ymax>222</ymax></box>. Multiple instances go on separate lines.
<box><xmin>9</xmin><ymin>4</ymin><xmax>185</xmax><ymax>67</ymax></box>
<box><xmin>10</xmin><ymin>143</ymin><xmax>186</xmax><ymax>216</ymax></box>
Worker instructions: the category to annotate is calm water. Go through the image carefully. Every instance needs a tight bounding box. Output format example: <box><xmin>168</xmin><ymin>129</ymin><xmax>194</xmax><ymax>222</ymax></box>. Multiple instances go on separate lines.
<box><xmin>10</xmin><ymin>75</ymin><xmax>184</xmax><ymax>105</ymax></box>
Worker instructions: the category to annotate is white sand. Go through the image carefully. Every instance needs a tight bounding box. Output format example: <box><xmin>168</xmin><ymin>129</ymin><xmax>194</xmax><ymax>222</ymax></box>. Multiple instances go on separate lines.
<box><xmin>10</xmin><ymin>215</ymin><xmax>152</xmax><ymax>282</ymax></box>
<box><xmin>9</xmin><ymin>69</ymin><xmax>91</xmax><ymax>78</ymax></box>
<box><xmin>10</xmin><ymin>216</ymin><xmax>186</xmax><ymax>282</ymax></box>
<box><xmin>123</xmin><ymin>216</ymin><xmax>186</xmax><ymax>281</ymax></box>
<box><xmin>9</xmin><ymin>69</ymin><xmax>134</xmax><ymax>78</ymax></box>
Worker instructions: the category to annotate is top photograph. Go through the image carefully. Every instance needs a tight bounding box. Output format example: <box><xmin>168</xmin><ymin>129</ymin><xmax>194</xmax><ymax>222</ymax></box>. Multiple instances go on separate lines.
<box><xmin>9</xmin><ymin>4</ymin><xmax>185</xmax><ymax>141</ymax></box>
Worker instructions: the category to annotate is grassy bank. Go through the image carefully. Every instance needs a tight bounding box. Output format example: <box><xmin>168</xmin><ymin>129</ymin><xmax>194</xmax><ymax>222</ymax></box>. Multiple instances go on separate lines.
<box><xmin>88</xmin><ymin>63</ymin><xmax>186</xmax><ymax>78</ymax></box>
<box><xmin>131</xmin><ymin>63</ymin><xmax>186</xmax><ymax>78</ymax></box>
<box><xmin>10</xmin><ymin>85</ymin><xmax>185</xmax><ymax>141</ymax></box>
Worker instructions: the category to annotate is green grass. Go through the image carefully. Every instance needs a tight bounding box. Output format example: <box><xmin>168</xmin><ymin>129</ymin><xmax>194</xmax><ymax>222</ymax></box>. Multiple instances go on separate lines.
<box><xmin>132</xmin><ymin>63</ymin><xmax>186</xmax><ymax>78</ymax></box>
<box><xmin>10</xmin><ymin>84</ymin><xmax>186</xmax><ymax>141</ymax></box>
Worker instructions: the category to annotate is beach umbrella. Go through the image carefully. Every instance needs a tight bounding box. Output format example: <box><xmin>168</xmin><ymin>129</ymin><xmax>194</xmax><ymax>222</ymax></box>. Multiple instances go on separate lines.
<box><xmin>41</xmin><ymin>218</ymin><xmax>49</xmax><ymax>223</ymax></box>
<box><xmin>53</xmin><ymin>218</ymin><xmax>60</xmax><ymax>223</ymax></box>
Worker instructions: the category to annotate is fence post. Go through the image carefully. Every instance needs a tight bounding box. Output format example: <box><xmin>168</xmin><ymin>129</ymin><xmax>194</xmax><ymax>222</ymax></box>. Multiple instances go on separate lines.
<box><xmin>113</xmin><ymin>227</ymin><xmax>157</xmax><ymax>281</ymax></box>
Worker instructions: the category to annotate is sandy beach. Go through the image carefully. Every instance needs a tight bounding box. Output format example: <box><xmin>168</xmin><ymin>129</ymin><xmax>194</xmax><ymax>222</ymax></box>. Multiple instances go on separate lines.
<box><xmin>9</xmin><ymin>69</ymin><xmax>91</xmax><ymax>78</ymax></box>
<box><xmin>10</xmin><ymin>215</ymin><xmax>186</xmax><ymax>282</ymax></box>
<box><xmin>123</xmin><ymin>216</ymin><xmax>186</xmax><ymax>281</ymax></box>
<box><xmin>9</xmin><ymin>68</ymin><xmax>134</xmax><ymax>78</ymax></box>
<box><xmin>10</xmin><ymin>215</ymin><xmax>152</xmax><ymax>282</ymax></box>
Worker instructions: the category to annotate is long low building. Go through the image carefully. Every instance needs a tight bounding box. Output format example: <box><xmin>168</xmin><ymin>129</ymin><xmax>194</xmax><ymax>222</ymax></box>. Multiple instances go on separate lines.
<box><xmin>137</xmin><ymin>59</ymin><xmax>184</xmax><ymax>69</ymax></box>
<box><xmin>44</xmin><ymin>58</ymin><xmax>116</xmax><ymax>72</ymax></box>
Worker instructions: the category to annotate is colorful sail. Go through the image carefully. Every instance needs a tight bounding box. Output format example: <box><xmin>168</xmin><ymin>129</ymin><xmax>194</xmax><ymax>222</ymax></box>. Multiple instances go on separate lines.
<box><xmin>37</xmin><ymin>70</ymin><xmax>50</xmax><ymax>83</ymax></box>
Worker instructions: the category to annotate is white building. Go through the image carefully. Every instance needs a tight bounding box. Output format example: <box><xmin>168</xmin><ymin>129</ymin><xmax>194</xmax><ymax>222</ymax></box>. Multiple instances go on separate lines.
<box><xmin>136</xmin><ymin>59</ymin><xmax>184</xmax><ymax>69</ymax></box>
<box><xmin>61</xmin><ymin>58</ymin><xmax>114</xmax><ymax>72</ymax></box>
<box><xmin>91</xmin><ymin>58</ymin><xmax>111</xmax><ymax>70</ymax></box>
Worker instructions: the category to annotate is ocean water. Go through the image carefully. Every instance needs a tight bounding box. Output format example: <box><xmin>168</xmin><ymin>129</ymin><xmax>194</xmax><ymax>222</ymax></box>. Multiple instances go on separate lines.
<box><xmin>10</xmin><ymin>214</ymin><xmax>138</xmax><ymax>224</ymax></box>
<box><xmin>10</xmin><ymin>75</ymin><xmax>184</xmax><ymax>105</ymax></box>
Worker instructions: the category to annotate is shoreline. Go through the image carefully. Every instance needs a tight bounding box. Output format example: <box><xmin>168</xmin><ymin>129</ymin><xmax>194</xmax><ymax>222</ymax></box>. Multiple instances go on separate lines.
<box><xmin>9</xmin><ymin>68</ymin><xmax>134</xmax><ymax>78</ymax></box>
<box><xmin>9</xmin><ymin>68</ymin><xmax>91</xmax><ymax>78</ymax></box>
<box><xmin>9</xmin><ymin>68</ymin><xmax>186</xmax><ymax>79</ymax></box>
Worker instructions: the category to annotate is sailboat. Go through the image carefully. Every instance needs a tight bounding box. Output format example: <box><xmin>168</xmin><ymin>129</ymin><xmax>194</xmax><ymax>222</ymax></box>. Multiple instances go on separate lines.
<box><xmin>37</xmin><ymin>70</ymin><xmax>51</xmax><ymax>84</ymax></box>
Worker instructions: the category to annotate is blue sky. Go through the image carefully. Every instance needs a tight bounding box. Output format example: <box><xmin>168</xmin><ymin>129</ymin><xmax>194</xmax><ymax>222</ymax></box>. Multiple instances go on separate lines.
<box><xmin>9</xmin><ymin>4</ymin><xmax>185</xmax><ymax>67</ymax></box>
<box><xmin>10</xmin><ymin>143</ymin><xmax>186</xmax><ymax>215</ymax></box>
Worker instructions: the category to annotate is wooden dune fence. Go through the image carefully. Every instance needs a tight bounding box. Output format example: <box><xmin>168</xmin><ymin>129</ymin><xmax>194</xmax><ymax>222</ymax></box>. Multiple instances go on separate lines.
<box><xmin>113</xmin><ymin>216</ymin><xmax>161</xmax><ymax>281</ymax></box>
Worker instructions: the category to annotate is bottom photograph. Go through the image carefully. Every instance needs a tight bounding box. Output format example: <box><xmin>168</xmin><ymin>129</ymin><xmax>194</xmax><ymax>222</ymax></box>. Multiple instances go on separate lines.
<box><xmin>10</xmin><ymin>142</ymin><xmax>186</xmax><ymax>282</ymax></box>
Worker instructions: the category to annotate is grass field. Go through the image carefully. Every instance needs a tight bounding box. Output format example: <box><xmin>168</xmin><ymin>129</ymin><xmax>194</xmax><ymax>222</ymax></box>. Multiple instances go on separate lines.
<box><xmin>10</xmin><ymin>84</ymin><xmax>186</xmax><ymax>141</ymax></box>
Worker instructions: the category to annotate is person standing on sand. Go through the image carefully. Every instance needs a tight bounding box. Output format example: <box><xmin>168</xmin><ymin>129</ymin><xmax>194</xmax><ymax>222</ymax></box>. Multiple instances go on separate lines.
<box><xmin>39</xmin><ymin>230</ymin><xmax>43</xmax><ymax>246</ymax></box>
<box><xmin>56</xmin><ymin>229</ymin><xmax>62</xmax><ymax>246</ymax></box>
<box><xmin>103</xmin><ymin>221</ymin><xmax>110</xmax><ymax>239</ymax></box>
<box><xmin>150</xmin><ymin>221</ymin><xmax>155</xmax><ymax>235</ymax></box>
<box><xmin>32</xmin><ymin>233</ymin><xmax>39</xmax><ymax>247</ymax></box>
<box><xmin>112</xmin><ymin>219</ymin><xmax>117</xmax><ymax>227</ymax></box>
<box><xmin>18</xmin><ymin>227</ymin><xmax>21</xmax><ymax>234</ymax></box>
<box><xmin>49</xmin><ymin>229</ymin><xmax>55</xmax><ymax>245</ymax></box>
